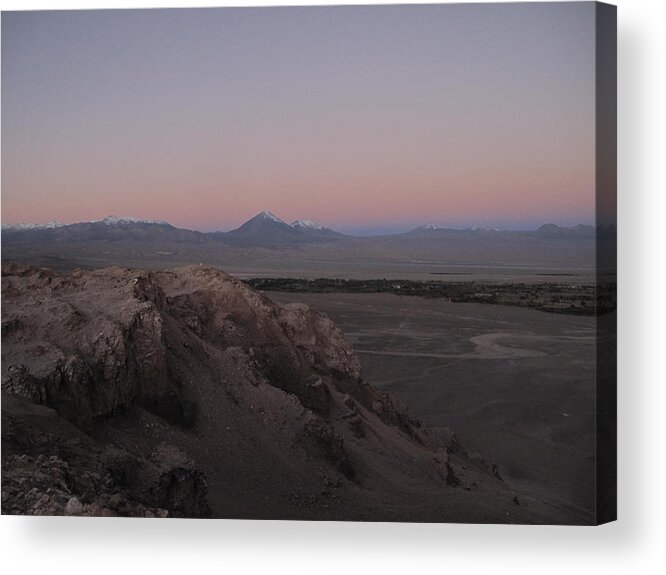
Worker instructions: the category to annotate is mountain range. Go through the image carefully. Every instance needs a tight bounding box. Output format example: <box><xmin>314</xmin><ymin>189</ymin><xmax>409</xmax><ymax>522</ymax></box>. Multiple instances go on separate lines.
<box><xmin>1</xmin><ymin>211</ymin><xmax>598</xmax><ymax>245</ymax></box>
<box><xmin>1</xmin><ymin>211</ymin><xmax>607</xmax><ymax>277</ymax></box>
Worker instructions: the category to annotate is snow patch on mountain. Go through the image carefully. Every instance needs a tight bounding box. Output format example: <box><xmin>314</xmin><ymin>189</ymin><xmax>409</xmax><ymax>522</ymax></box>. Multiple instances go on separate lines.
<box><xmin>2</xmin><ymin>221</ymin><xmax>65</xmax><ymax>231</ymax></box>
<box><xmin>291</xmin><ymin>219</ymin><xmax>324</xmax><ymax>231</ymax></box>
<box><xmin>98</xmin><ymin>215</ymin><xmax>168</xmax><ymax>225</ymax></box>
<box><xmin>255</xmin><ymin>211</ymin><xmax>287</xmax><ymax>225</ymax></box>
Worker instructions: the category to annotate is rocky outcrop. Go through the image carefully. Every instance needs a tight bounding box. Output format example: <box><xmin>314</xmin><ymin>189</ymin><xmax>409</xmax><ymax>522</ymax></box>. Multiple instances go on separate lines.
<box><xmin>2</xmin><ymin>263</ymin><xmax>531</xmax><ymax>522</ymax></box>
<box><xmin>1</xmin><ymin>395</ymin><xmax>209</xmax><ymax>517</ymax></box>
<box><xmin>1</xmin><ymin>265</ymin><xmax>184</xmax><ymax>430</ymax></box>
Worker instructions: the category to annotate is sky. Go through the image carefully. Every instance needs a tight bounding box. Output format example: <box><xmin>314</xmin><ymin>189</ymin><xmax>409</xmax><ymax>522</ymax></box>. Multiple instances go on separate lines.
<box><xmin>1</xmin><ymin>3</ymin><xmax>596</xmax><ymax>234</ymax></box>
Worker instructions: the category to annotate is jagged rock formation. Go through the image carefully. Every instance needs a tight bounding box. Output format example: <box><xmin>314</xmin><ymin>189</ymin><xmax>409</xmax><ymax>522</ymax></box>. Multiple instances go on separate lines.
<box><xmin>2</xmin><ymin>263</ymin><xmax>556</xmax><ymax>522</ymax></box>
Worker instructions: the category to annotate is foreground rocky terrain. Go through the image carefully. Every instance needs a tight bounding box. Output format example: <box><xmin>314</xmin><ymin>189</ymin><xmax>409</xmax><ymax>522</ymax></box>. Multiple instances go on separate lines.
<box><xmin>1</xmin><ymin>263</ymin><xmax>572</xmax><ymax>522</ymax></box>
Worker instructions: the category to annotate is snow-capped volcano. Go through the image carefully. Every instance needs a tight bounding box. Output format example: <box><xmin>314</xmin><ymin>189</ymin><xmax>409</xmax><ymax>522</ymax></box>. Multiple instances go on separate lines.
<box><xmin>223</xmin><ymin>211</ymin><xmax>296</xmax><ymax>244</ymax></box>
<box><xmin>255</xmin><ymin>211</ymin><xmax>288</xmax><ymax>225</ymax></box>
<box><xmin>291</xmin><ymin>219</ymin><xmax>324</xmax><ymax>231</ymax></box>
<box><xmin>222</xmin><ymin>211</ymin><xmax>344</xmax><ymax>246</ymax></box>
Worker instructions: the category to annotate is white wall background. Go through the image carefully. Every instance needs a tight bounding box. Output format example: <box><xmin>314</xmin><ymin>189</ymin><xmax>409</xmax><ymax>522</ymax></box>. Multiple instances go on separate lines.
<box><xmin>0</xmin><ymin>1</ymin><xmax>663</xmax><ymax>573</ymax></box>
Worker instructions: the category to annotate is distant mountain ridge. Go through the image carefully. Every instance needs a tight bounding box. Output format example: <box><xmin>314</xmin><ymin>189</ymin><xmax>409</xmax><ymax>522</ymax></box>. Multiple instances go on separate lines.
<box><xmin>2</xmin><ymin>212</ymin><xmax>598</xmax><ymax>237</ymax></box>
<box><xmin>1</xmin><ymin>211</ymin><xmax>347</xmax><ymax>248</ymax></box>
<box><xmin>98</xmin><ymin>215</ymin><xmax>169</xmax><ymax>226</ymax></box>
<box><xmin>1</xmin><ymin>215</ymin><xmax>170</xmax><ymax>231</ymax></box>
<box><xmin>2</xmin><ymin>211</ymin><xmax>603</xmax><ymax>250</ymax></box>
<box><xmin>2</xmin><ymin>221</ymin><xmax>65</xmax><ymax>231</ymax></box>
<box><xmin>1</xmin><ymin>215</ymin><xmax>205</xmax><ymax>245</ymax></box>
<box><xmin>2</xmin><ymin>211</ymin><xmax>601</xmax><ymax>274</ymax></box>
<box><xmin>401</xmin><ymin>222</ymin><xmax>598</xmax><ymax>239</ymax></box>
<box><xmin>533</xmin><ymin>223</ymin><xmax>596</xmax><ymax>238</ymax></box>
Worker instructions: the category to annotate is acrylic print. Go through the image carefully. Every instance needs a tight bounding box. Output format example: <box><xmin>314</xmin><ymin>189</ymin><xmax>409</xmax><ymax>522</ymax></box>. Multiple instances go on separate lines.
<box><xmin>1</xmin><ymin>2</ymin><xmax>616</xmax><ymax>524</ymax></box>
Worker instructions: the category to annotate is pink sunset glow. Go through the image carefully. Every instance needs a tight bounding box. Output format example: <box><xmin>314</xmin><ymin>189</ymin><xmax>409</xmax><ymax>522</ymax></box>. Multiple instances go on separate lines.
<box><xmin>1</xmin><ymin>4</ymin><xmax>596</xmax><ymax>233</ymax></box>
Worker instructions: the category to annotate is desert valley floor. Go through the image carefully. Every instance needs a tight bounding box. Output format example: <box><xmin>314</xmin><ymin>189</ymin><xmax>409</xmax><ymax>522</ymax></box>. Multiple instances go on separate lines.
<box><xmin>268</xmin><ymin>291</ymin><xmax>597</xmax><ymax>523</ymax></box>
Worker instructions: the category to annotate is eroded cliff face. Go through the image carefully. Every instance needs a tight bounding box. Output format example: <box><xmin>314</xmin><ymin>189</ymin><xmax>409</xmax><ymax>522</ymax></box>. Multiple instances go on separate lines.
<box><xmin>2</xmin><ymin>263</ymin><xmax>542</xmax><ymax>522</ymax></box>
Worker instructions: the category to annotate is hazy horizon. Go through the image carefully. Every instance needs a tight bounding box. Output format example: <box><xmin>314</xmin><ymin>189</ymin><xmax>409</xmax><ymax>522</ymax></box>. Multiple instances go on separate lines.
<box><xmin>2</xmin><ymin>4</ymin><xmax>596</xmax><ymax>231</ymax></box>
